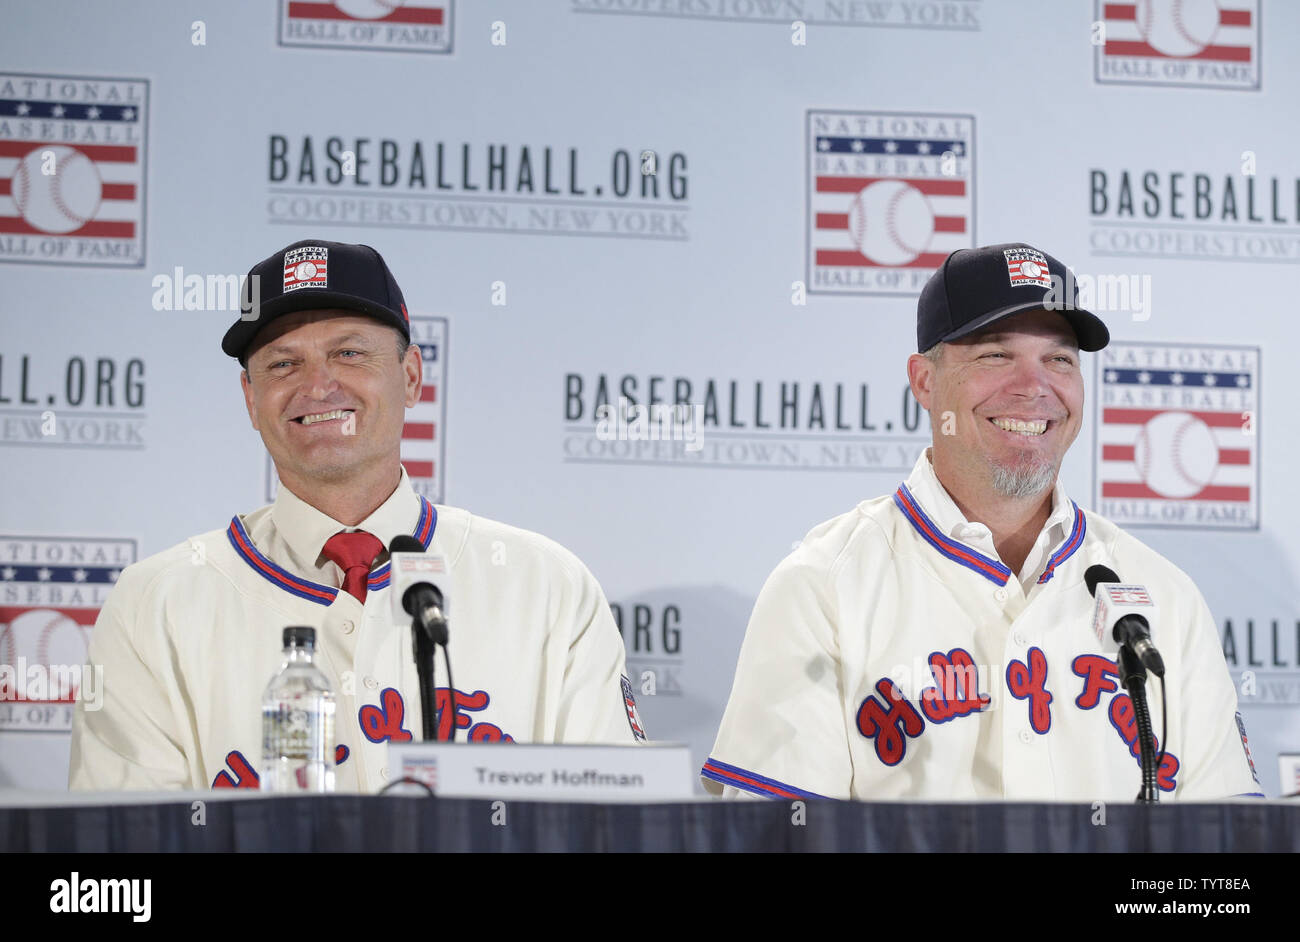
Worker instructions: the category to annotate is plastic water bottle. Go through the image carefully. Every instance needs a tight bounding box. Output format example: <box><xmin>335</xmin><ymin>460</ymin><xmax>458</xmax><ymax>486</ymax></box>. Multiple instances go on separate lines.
<box><xmin>261</xmin><ymin>626</ymin><xmax>335</xmax><ymax>793</ymax></box>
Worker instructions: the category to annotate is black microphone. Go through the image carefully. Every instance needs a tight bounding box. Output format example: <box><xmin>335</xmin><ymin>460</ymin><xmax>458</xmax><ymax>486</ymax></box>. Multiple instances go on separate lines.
<box><xmin>1084</xmin><ymin>564</ymin><xmax>1165</xmax><ymax>677</ymax></box>
<box><xmin>389</xmin><ymin>534</ymin><xmax>448</xmax><ymax>645</ymax></box>
<box><xmin>388</xmin><ymin>533</ymin><xmax>457</xmax><ymax>743</ymax></box>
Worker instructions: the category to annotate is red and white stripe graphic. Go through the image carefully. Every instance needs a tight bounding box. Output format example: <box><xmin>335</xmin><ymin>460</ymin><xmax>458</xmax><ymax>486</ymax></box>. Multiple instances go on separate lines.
<box><xmin>286</xmin><ymin>1</ymin><xmax>446</xmax><ymax>24</ymax></box>
<box><xmin>1102</xmin><ymin>1</ymin><xmax>1255</xmax><ymax>62</ymax></box>
<box><xmin>399</xmin><ymin>317</ymin><xmax>446</xmax><ymax>497</ymax></box>
<box><xmin>283</xmin><ymin>256</ymin><xmax>328</xmax><ymax>290</ymax></box>
<box><xmin>0</xmin><ymin>141</ymin><xmax>139</xmax><ymax>238</ymax></box>
<box><xmin>813</xmin><ymin>174</ymin><xmax>967</xmax><ymax>270</ymax></box>
<box><xmin>1098</xmin><ymin>407</ymin><xmax>1253</xmax><ymax>502</ymax></box>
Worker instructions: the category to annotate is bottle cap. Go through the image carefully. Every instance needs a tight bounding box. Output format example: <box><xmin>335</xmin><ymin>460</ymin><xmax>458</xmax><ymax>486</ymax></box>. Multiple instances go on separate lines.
<box><xmin>282</xmin><ymin>626</ymin><xmax>316</xmax><ymax>649</ymax></box>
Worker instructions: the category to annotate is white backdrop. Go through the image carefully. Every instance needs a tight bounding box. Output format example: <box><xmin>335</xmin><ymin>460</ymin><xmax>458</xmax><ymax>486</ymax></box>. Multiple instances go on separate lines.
<box><xmin>1</xmin><ymin>0</ymin><xmax>1296</xmax><ymax>797</ymax></box>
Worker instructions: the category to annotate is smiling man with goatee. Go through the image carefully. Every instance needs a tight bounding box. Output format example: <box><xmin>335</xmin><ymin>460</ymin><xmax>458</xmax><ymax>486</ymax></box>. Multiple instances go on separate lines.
<box><xmin>703</xmin><ymin>243</ymin><xmax>1261</xmax><ymax>803</ymax></box>
<box><xmin>70</xmin><ymin>239</ymin><xmax>644</xmax><ymax>794</ymax></box>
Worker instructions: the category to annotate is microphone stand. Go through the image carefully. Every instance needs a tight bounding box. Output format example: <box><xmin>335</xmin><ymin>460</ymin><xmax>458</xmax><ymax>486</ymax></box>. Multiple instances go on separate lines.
<box><xmin>1117</xmin><ymin>644</ymin><xmax>1159</xmax><ymax>803</ymax></box>
<box><xmin>409</xmin><ymin>604</ymin><xmax>453</xmax><ymax>743</ymax></box>
<box><xmin>389</xmin><ymin>535</ymin><xmax>455</xmax><ymax>747</ymax></box>
<box><xmin>411</xmin><ymin>617</ymin><xmax>439</xmax><ymax>742</ymax></box>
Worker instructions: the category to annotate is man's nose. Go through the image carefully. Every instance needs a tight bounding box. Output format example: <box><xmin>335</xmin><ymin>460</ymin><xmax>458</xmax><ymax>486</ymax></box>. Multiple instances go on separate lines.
<box><xmin>1004</xmin><ymin>356</ymin><xmax>1052</xmax><ymax>398</ymax></box>
<box><xmin>300</xmin><ymin>357</ymin><xmax>340</xmax><ymax>400</ymax></box>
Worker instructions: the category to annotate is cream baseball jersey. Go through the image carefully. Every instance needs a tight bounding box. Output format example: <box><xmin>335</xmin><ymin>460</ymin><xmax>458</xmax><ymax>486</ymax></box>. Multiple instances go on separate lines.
<box><xmin>69</xmin><ymin>472</ymin><xmax>644</xmax><ymax>792</ymax></box>
<box><xmin>702</xmin><ymin>451</ymin><xmax>1261</xmax><ymax>802</ymax></box>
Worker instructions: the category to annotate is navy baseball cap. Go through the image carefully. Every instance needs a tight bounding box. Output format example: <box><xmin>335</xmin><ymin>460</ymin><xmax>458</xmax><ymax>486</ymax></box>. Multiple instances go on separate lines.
<box><xmin>916</xmin><ymin>243</ymin><xmax>1109</xmax><ymax>353</ymax></box>
<box><xmin>222</xmin><ymin>239</ymin><xmax>411</xmax><ymax>362</ymax></box>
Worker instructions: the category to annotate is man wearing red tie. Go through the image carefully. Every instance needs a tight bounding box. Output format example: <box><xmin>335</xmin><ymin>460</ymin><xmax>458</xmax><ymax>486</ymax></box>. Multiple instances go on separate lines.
<box><xmin>70</xmin><ymin>239</ymin><xmax>644</xmax><ymax>793</ymax></box>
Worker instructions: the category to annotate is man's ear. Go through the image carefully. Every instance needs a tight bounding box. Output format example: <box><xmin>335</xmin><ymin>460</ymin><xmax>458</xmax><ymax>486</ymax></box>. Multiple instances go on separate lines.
<box><xmin>402</xmin><ymin>343</ymin><xmax>422</xmax><ymax>408</ymax></box>
<box><xmin>907</xmin><ymin>353</ymin><xmax>936</xmax><ymax>412</ymax></box>
<box><xmin>240</xmin><ymin>368</ymin><xmax>260</xmax><ymax>431</ymax></box>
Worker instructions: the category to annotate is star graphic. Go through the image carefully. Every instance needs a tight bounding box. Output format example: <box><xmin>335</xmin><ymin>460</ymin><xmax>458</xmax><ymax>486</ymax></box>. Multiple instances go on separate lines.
<box><xmin>1</xmin><ymin>567</ymin><xmax>15</xmax><ymax>580</ymax></box>
<box><xmin>851</xmin><ymin>139</ymin><xmax>864</xmax><ymax>153</ymax></box>
<box><xmin>73</xmin><ymin>568</ymin><xmax>87</xmax><ymax>582</ymax></box>
<box><xmin>1236</xmin><ymin>374</ymin><xmax>1249</xmax><ymax>387</ymax></box>
<box><xmin>1137</xmin><ymin>371</ymin><xmax>1151</xmax><ymax>384</ymax></box>
<box><xmin>121</xmin><ymin>107</ymin><xmax>135</xmax><ymax>121</ymax></box>
<box><xmin>37</xmin><ymin>567</ymin><xmax>52</xmax><ymax>581</ymax></box>
<box><xmin>817</xmin><ymin>138</ymin><xmax>830</xmax><ymax>151</ymax></box>
<box><xmin>108</xmin><ymin>569</ymin><xmax>121</xmax><ymax>582</ymax></box>
<box><xmin>917</xmin><ymin>141</ymin><xmax>931</xmax><ymax>154</ymax></box>
<box><xmin>1203</xmin><ymin>373</ymin><xmax>1217</xmax><ymax>386</ymax></box>
<box><xmin>951</xmin><ymin>142</ymin><xmax>965</xmax><ymax>156</ymax></box>
<box><xmin>16</xmin><ymin>102</ymin><xmax>31</xmax><ymax>116</ymax></box>
<box><xmin>1170</xmin><ymin>372</ymin><xmax>1184</xmax><ymax>385</ymax></box>
<box><xmin>51</xmin><ymin>104</ymin><xmax>65</xmax><ymax>118</ymax></box>
<box><xmin>86</xmin><ymin>105</ymin><xmax>100</xmax><ymax>119</ymax></box>
<box><xmin>1104</xmin><ymin>370</ymin><xmax>1119</xmax><ymax>383</ymax></box>
<box><xmin>884</xmin><ymin>140</ymin><xmax>899</xmax><ymax>153</ymax></box>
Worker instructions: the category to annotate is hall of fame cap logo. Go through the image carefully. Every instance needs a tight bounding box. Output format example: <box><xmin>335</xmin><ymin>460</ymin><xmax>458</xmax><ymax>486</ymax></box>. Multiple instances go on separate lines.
<box><xmin>283</xmin><ymin>245</ymin><xmax>329</xmax><ymax>292</ymax></box>
<box><xmin>1095</xmin><ymin>0</ymin><xmax>1259</xmax><ymax>90</ymax></box>
<box><xmin>1095</xmin><ymin>342</ymin><xmax>1259</xmax><ymax>530</ymax></box>
<box><xmin>0</xmin><ymin>536</ymin><xmax>136</xmax><ymax>732</ymax></box>
<box><xmin>266</xmin><ymin>315</ymin><xmax>448</xmax><ymax>504</ymax></box>
<box><xmin>807</xmin><ymin>109</ymin><xmax>974</xmax><ymax>297</ymax></box>
<box><xmin>278</xmin><ymin>0</ymin><xmax>454</xmax><ymax>54</ymax></box>
<box><xmin>1004</xmin><ymin>248</ymin><xmax>1052</xmax><ymax>288</ymax></box>
<box><xmin>0</xmin><ymin>73</ymin><xmax>148</xmax><ymax>267</ymax></box>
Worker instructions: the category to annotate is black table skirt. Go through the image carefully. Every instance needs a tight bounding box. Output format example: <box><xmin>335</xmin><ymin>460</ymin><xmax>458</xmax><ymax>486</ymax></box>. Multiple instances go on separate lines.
<box><xmin>3</xmin><ymin>796</ymin><xmax>1296</xmax><ymax>852</ymax></box>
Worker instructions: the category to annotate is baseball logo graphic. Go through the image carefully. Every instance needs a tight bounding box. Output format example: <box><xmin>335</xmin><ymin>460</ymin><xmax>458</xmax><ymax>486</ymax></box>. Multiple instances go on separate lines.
<box><xmin>10</xmin><ymin>145</ymin><xmax>103</xmax><ymax>235</ymax></box>
<box><xmin>295</xmin><ymin>261</ymin><xmax>318</xmax><ymax>281</ymax></box>
<box><xmin>279</xmin><ymin>0</ymin><xmax>451</xmax><ymax>53</ymax></box>
<box><xmin>2</xmin><ymin>609</ymin><xmax>90</xmax><ymax>700</ymax></box>
<box><xmin>1021</xmin><ymin>261</ymin><xmax>1042</xmax><ymax>280</ymax></box>
<box><xmin>847</xmin><ymin>179</ymin><xmax>935</xmax><ymax>266</ymax></box>
<box><xmin>1135</xmin><ymin>0</ymin><xmax>1221</xmax><ymax>57</ymax></box>
<box><xmin>333</xmin><ymin>0</ymin><xmax>404</xmax><ymax>18</ymax></box>
<box><xmin>1133</xmin><ymin>411</ymin><xmax>1219</xmax><ymax>498</ymax></box>
<box><xmin>1108</xmin><ymin>588</ymin><xmax>1150</xmax><ymax>604</ymax></box>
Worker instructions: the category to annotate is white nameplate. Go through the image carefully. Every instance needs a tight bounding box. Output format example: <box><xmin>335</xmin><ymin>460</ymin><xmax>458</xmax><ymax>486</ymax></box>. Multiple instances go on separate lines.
<box><xmin>387</xmin><ymin>742</ymin><xmax>694</xmax><ymax>802</ymax></box>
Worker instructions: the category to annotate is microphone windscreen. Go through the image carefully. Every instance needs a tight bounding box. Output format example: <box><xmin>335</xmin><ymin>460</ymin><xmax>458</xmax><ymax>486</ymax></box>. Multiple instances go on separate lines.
<box><xmin>1085</xmin><ymin>564</ymin><xmax>1120</xmax><ymax>597</ymax></box>
<box><xmin>389</xmin><ymin>534</ymin><xmax>425</xmax><ymax>555</ymax></box>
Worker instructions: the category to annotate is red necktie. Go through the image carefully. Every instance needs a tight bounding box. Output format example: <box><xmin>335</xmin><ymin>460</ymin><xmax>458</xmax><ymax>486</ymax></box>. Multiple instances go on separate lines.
<box><xmin>321</xmin><ymin>530</ymin><xmax>384</xmax><ymax>604</ymax></box>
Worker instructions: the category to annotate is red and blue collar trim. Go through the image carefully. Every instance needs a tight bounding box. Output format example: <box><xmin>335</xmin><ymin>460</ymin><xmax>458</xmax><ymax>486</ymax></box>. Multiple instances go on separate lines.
<box><xmin>700</xmin><ymin>757</ymin><xmax>828</xmax><ymax>800</ymax></box>
<box><xmin>893</xmin><ymin>484</ymin><xmax>1012</xmax><ymax>587</ymax></box>
<box><xmin>226</xmin><ymin>496</ymin><xmax>437</xmax><ymax>606</ymax></box>
<box><xmin>1036</xmin><ymin>501</ymin><xmax>1086</xmax><ymax>585</ymax></box>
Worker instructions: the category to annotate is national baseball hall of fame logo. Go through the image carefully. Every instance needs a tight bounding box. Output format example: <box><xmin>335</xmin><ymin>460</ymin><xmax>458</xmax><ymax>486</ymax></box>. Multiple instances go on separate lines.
<box><xmin>266</xmin><ymin>316</ymin><xmax>448</xmax><ymax>503</ymax></box>
<box><xmin>0</xmin><ymin>73</ymin><xmax>148</xmax><ymax>267</ymax></box>
<box><xmin>0</xmin><ymin>536</ymin><xmax>136</xmax><ymax>732</ymax></box>
<box><xmin>807</xmin><ymin>110</ymin><xmax>974</xmax><ymax>297</ymax></box>
<box><xmin>279</xmin><ymin>0</ymin><xmax>454</xmax><ymax>54</ymax></box>
<box><xmin>1095</xmin><ymin>0</ymin><xmax>1260</xmax><ymax>91</ymax></box>
<box><xmin>1094</xmin><ymin>342</ymin><xmax>1259</xmax><ymax>530</ymax></box>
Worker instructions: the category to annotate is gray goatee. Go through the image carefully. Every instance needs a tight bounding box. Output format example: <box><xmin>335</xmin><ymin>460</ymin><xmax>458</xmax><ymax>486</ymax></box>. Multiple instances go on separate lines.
<box><xmin>989</xmin><ymin>455</ymin><xmax>1057</xmax><ymax>499</ymax></box>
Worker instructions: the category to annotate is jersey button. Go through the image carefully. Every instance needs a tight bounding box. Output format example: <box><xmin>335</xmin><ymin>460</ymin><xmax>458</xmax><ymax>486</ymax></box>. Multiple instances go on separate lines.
<box><xmin>364</xmin><ymin>675</ymin><xmax>379</xmax><ymax>690</ymax></box>
<box><xmin>341</xmin><ymin>620</ymin><xmax>355</xmax><ymax>634</ymax></box>
<box><xmin>1019</xmin><ymin>729</ymin><xmax>1033</xmax><ymax>744</ymax></box>
<box><xmin>1013</xmin><ymin>630</ymin><xmax>1027</xmax><ymax>646</ymax></box>
<box><xmin>994</xmin><ymin>587</ymin><xmax>1008</xmax><ymax>603</ymax></box>
<box><xmin>380</xmin><ymin>766</ymin><xmax>390</xmax><ymax>780</ymax></box>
